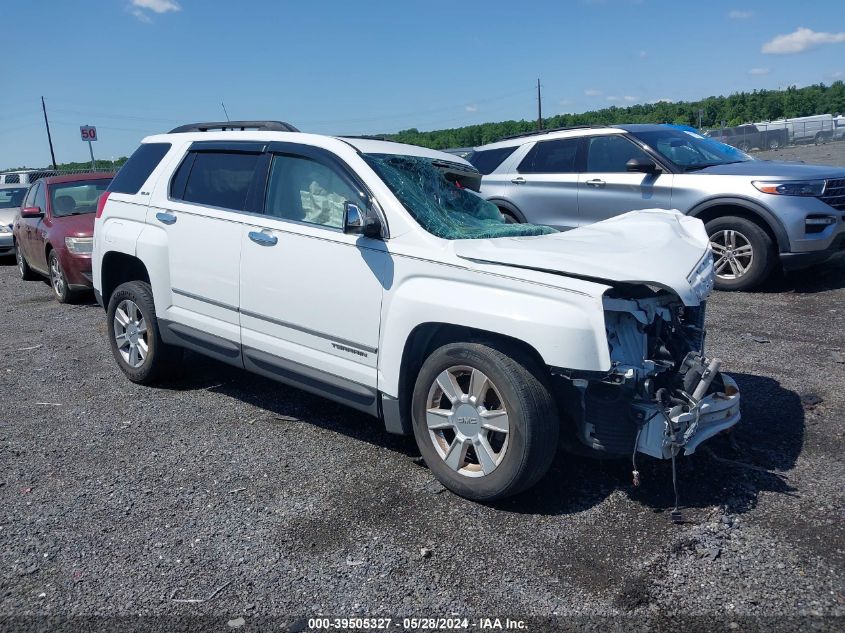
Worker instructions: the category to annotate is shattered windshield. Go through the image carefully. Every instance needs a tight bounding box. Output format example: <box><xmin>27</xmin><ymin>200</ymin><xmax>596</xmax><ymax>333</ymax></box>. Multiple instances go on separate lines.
<box><xmin>363</xmin><ymin>154</ymin><xmax>556</xmax><ymax>240</ymax></box>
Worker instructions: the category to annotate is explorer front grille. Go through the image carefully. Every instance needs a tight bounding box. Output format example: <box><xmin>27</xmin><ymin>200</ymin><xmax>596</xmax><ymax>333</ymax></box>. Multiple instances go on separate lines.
<box><xmin>820</xmin><ymin>178</ymin><xmax>845</xmax><ymax>211</ymax></box>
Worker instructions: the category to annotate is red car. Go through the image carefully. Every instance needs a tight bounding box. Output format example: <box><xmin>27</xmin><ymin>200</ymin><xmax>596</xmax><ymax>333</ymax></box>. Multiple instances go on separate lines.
<box><xmin>14</xmin><ymin>172</ymin><xmax>114</xmax><ymax>303</ymax></box>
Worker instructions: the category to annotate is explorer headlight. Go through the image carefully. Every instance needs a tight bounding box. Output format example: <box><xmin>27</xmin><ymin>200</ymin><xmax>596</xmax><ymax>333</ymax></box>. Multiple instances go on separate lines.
<box><xmin>65</xmin><ymin>236</ymin><xmax>93</xmax><ymax>254</ymax></box>
<box><xmin>752</xmin><ymin>180</ymin><xmax>825</xmax><ymax>196</ymax></box>
<box><xmin>0</xmin><ymin>224</ymin><xmax>11</xmax><ymax>234</ymax></box>
<box><xmin>687</xmin><ymin>251</ymin><xmax>715</xmax><ymax>302</ymax></box>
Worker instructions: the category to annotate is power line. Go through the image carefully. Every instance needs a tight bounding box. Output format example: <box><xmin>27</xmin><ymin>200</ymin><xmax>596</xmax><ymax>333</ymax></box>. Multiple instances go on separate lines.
<box><xmin>41</xmin><ymin>97</ymin><xmax>57</xmax><ymax>170</ymax></box>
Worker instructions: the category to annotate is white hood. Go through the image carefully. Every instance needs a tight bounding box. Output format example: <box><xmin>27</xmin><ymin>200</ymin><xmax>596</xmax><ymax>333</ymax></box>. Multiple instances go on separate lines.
<box><xmin>453</xmin><ymin>209</ymin><xmax>713</xmax><ymax>306</ymax></box>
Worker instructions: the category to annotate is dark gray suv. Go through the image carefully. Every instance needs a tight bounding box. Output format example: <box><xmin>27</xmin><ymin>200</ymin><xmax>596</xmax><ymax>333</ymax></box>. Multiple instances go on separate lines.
<box><xmin>471</xmin><ymin>124</ymin><xmax>845</xmax><ymax>290</ymax></box>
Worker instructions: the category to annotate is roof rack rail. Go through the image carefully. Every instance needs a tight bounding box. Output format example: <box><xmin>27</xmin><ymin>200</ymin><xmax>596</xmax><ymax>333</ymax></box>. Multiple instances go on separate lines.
<box><xmin>338</xmin><ymin>134</ymin><xmax>390</xmax><ymax>141</ymax></box>
<box><xmin>168</xmin><ymin>120</ymin><xmax>299</xmax><ymax>133</ymax></box>
<box><xmin>497</xmin><ymin>124</ymin><xmax>610</xmax><ymax>142</ymax></box>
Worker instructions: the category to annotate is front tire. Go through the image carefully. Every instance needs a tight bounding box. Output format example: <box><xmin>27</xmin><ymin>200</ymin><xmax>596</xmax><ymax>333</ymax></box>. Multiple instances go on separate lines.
<box><xmin>106</xmin><ymin>281</ymin><xmax>182</xmax><ymax>384</ymax></box>
<box><xmin>706</xmin><ymin>216</ymin><xmax>775</xmax><ymax>291</ymax></box>
<box><xmin>411</xmin><ymin>342</ymin><xmax>559</xmax><ymax>501</ymax></box>
<box><xmin>48</xmin><ymin>250</ymin><xmax>78</xmax><ymax>303</ymax></box>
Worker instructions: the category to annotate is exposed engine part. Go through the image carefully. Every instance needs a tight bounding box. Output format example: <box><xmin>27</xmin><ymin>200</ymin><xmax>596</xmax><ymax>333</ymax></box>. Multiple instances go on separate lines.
<box><xmin>692</xmin><ymin>358</ymin><xmax>722</xmax><ymax>401</ymax></box>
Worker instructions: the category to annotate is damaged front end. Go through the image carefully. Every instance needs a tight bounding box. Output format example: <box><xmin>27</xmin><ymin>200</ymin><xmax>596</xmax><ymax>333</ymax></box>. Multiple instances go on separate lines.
<box><xmin>555</xmin><ymin>283</ymin><xmax>740</xmax><ymax>462</ymax></box>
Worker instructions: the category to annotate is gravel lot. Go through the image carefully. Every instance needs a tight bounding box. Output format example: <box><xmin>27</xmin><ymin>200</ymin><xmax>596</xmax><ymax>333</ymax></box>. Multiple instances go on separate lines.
<box><xmin>752</xmin><ymin>138</ymin><xmax>845</xmax><ymax>165</ymax></box>
<box><xmin>1</xmin><ymin>151</ymin><xmax>844</xmax><ymax>631</ymax></box>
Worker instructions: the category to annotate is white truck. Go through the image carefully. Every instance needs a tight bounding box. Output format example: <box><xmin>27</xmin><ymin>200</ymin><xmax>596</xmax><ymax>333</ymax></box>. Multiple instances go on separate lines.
<box><xmin>755</xmin><ymin>114</ymin><xmax>836</xmax><ymax>145</ymax></box>
<box><xmin>91</xmin><ymin>121</ymin><xmax>740</xmax><ymax>502</ymax></box>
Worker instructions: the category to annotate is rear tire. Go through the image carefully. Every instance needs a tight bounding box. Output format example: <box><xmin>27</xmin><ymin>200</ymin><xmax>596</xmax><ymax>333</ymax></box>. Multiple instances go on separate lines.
<box><xmin>106</xmin><ymin>280</ymin><xmax>183</xmax><ymax>384</ymax></box>
<box><xmin>411</xmin><ymin>342</ymin><xmax>558</xmax><ymax>501</ymax></box>
<box><xmin>705</xmin><ymin>215</ymin><xmax>775</xmax><ymax>291</ymax></box>
<box><xmin>16</xmin><ymin>246</ymin><xmax>38</xmax><ymax>281</ymax></box>
<box><xmin>499</xmin><ymin>209</ymin><xmax>519</xmax><ymax>224</ymax></box>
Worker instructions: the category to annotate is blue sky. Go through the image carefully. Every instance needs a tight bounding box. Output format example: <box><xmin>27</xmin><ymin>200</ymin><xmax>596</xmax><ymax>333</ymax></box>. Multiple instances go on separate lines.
<box><xmin>1</xmin><ymin>0</ymin><xmax>844</xmax><ymax>169</ymax></box>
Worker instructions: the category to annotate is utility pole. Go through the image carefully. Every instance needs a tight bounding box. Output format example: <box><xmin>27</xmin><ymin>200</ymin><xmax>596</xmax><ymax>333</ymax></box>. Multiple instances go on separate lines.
<box><xmin>536</xmin><ymin>78</ymin><xmax>543</xmax><ymax>131</ymax></box>
<box><xmin>41</xmin><ymin>96</ymin><xmax>57</xmax><ymax>170</ymax></box>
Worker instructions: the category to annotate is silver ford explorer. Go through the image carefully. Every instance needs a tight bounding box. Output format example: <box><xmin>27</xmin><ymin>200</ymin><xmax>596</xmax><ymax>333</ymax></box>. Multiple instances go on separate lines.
<box><xmin>470</xmin><ymin>124</ymin><xmax>845</xmax><ymax>290</ymax></box>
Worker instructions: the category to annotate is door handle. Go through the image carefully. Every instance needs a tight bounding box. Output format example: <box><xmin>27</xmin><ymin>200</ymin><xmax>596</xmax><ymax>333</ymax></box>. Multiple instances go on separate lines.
<box><xmin>248</xmin><ymin>230</ymin><xmax>278</xmax><ymax>246</ymax></box>
<box><xmin>156</xmin><ymin>212</ymin><xmax>177</xmax><ymax>225</ymax></box>
<box><xmin>511</xmin><ymin>176</ymin><xmax>526</xmax><ymax>184</ymax></box>
<box><xmin>585</xmin><ymin>179</ymin><xmax>606</xmax><ymax>188</ymax></box>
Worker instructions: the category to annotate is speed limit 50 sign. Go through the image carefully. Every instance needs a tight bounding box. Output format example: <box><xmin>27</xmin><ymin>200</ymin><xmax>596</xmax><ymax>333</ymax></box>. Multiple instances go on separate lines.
<box><xmin>80</xmin><ymin>126</ymin><xmax>98</xmax><ymax>142</ymax></box>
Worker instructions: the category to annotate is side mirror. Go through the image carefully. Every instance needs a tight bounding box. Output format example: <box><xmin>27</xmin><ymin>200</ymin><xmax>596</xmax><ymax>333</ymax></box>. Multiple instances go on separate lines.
<box><xmin>626</xmin><ymin>158</ymin><xmax>660</xmax><ymax>174</ymax></box>
<box><xmin>21</xmin><ymin>206</ymin><xmax>43</xmax><ymax>218</ymax></box>
<box><xmin>343</xmin><ymin>201</ymin><xmax>382</xmax><ymax>238</ymax></box>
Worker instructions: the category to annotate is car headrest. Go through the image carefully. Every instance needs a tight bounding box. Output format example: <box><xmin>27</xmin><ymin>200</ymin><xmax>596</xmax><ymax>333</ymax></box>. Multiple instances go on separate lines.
<box><xmin>55</xmin><ymin>195</ymin><xmax>76</xmax><ymax>214</ymax></box>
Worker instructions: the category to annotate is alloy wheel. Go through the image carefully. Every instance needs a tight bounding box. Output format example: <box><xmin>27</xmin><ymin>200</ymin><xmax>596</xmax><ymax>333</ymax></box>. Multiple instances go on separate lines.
<box><xmin>113</xmin><ymin>299</ymin><xmax>149</xmax><ymax>368</ymax></box>
<box><xmin>710</xmin><ymin>229</ymin><xmax>754</xmax><ymax>280</ymax></box>
<box><xmin>50</xmin><ymin>255</ymin><xmax>65</xmax><ymax>298</ymax></box>
<box><xmin>425</xmin><ymin>365</ymin><xmax>510</xmax><ymax>478</ymax></box>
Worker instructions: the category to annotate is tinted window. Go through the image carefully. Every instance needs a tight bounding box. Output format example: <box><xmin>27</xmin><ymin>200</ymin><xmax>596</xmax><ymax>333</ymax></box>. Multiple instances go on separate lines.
<box><xmin>468</xmin><ymin>146</ymin><xmax>518</xmax><ymax>175</ymax></box>
<box><xmin>519</xmin><ymin>138</ymin><xmax>580</xmax><ymax>173</ymax></box>
<box><xmin>0</xmin><ymin>187</ymin><xmax>27</xmax><ymax>208</ymax></box>
<box><xmin>586</xmin><ymin>136</ymin><xmax>650</xmax><ymax>173</ymax></box>
<box><xmin>265</xmin><ymin>154</ymin><xmax>364</xmax><ymax>229</ymax></box>
<box><xmin>108</xmin><ymin>142</ymin><xmax>171</xmax><ymax>194</ymax></box>
<box><xmin>50</xmin><ymin>179</ymin><xmax>111</xmax><ymax>217</ymax></box>
<box><xmin>182</xmin><ymin>152</ymin><xmax>259</xmax><ymax>211</ymax></box>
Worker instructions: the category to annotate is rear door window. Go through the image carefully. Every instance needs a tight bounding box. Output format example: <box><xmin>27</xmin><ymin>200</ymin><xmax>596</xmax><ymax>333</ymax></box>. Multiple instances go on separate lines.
<box><xmin>585</xmin><ymin>135</ymin><xmax>651</xmax><ymax>173</ymax></box>
<box><xmin>518</xmin><ymin>138</ymin><xmax>581</xmax><ymax>173</ymax></box>
<box><xmin>468</xmin><ymin>146</ymin><xmax>518</xmax><ymax>175</ymax></box>
<box><xmin>108</xmin><ymin>142</ymin><xmax>171</xmax><ymax>194</ymax></box>
<box><xmin>181</xmin><ymin>152</ymin><xmax>260</xmax><ymax>212</ymax></box>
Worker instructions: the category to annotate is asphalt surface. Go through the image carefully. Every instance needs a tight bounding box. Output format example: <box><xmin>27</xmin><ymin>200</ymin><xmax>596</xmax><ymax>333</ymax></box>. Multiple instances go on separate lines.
<box><xmin>1</xmin><ymin>209</ymin><xmax>844</xmax><ymax>631</ymax></box>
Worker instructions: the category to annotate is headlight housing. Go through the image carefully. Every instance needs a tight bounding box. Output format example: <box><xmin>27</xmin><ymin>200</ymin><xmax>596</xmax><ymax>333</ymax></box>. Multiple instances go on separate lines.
<box><xmin>752</xmin><ymin>180</ymin><xmax>825</xmax><ymax>196</ymax></box>
<box><xmin>65</xmin><ymin>236</ymin><xmax>93</xmax><ymax>254</ymax></box>
<box><xmin>687</xmin><ymin>251</ymin><xmax>715</xmax><ymax>302</ymax></box>
<box><xmin>0</xmin><ymin>224</ymin><xmax>11</xmax><ymax>234</ymax></box>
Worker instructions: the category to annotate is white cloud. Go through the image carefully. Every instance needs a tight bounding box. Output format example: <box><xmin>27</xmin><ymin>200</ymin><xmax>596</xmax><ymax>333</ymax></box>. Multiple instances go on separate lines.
<box><xmin>762</xmin><ymin>27</ymin><xmax>845</xmax><ymax>54</ymax></box>
<box><xmin>623</xmin><ymin>95</ymin><xmax>638</xmax><ymax>101</ymax></box>
<box><xmin>584</xmin><ymin>88</ymin><xmax>603</xmax><ymax>96</ymax></box>
<box><xmin>749</xmin><ymin>67</ymin><xmax>770</xmax><ymax>75</ymax></box>
<box><xmin>728</xmin><ymin>9</ymin><xmax>753</xmax><ymax>19</ymax></box>
<box><xmin>132</xmin><ymin>0</ymin><xmax>181</xmax><ymax>12</ymax></box>
<box><xmin>830</xmin><ymin>71</ymin><xmax>844</xmax><ymax>79</ymax></box>
<box><xmin>129</xmin><ymin>0</ymin><xmax>180</xmax><ymax>22</ymax></box>
<box><xmin>639</xmin><ymin>50</ymin><xmax>647</xmax><ymax>58</ymax></box>
<box><xmin>465</xmin><ymin>104</ymin><xmax>477</xmax><ymax>113</ymax></box>
<box><xmin>129</xmin><ymin>7</ymin><xmax>152</xmax><ymax>22</ymax></box>
<box><xmin>606</xmin><ymin>96</ymin><xmax>620</xmax><ymax>102</ymax></box>
<box><xmin>559</xmin><ymin>99</ymin><xmax>572</xmax><ymax>106</ymax></box>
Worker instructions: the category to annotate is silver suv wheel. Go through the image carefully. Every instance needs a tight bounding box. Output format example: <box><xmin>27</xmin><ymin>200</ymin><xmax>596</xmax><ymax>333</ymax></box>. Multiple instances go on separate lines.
<box><xmin>425</xmin><ymin>365</ymin><xmax>510</xmax><ymax>478</ymax></box>
<box><xmin>114</xmin><ymin>299</ymin><xmax>149</xmax><ymax>368</ymax></box>
<box><xmin>710</xmin><ymin>229</ymin><xmax>754</xmax><ymax>280</ymax></box>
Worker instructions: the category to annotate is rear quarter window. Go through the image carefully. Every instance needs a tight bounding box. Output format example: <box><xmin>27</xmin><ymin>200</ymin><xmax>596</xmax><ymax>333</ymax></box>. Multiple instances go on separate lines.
<box><xmin>468</xmin><ymin>146</ymin><xmax>518</xmax><ymax>175</ymax></box>
<box><xmin>108</xmin><ymin>142</ymin><xmax>171</xmax><ymax>194</ymax></box>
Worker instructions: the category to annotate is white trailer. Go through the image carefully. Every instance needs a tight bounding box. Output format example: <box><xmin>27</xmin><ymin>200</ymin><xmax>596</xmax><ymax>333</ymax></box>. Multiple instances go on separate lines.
<box><xmin>755</xmin><ymin>114</ymin><xmax>835</xmax><ymax>145</ymax></box>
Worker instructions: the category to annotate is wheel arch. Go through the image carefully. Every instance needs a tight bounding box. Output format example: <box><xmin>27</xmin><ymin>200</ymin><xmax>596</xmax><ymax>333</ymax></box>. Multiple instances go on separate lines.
<box><xmin>388</xmin><ymin>322</ymin><xmax>548</xmax><ymax>435</ymax></box>
<box><xmin>486</xmin><ymin>198</ymin><xmax>527</xmax><ymax>223</ymax></box>
<box><xmin>687</xmin><ymin>197</ymin><xmax>789</xmax><ymax>253</ymax></box>
<box><xmin>100</xmin><ymin>252</ymin><xmax>151</xmax><ymax>308</ymax></box>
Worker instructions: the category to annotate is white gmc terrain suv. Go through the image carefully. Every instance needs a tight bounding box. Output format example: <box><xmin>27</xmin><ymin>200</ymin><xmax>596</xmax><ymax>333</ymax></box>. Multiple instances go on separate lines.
<box><xmin>93</xmin><ymin>120</ymin><xmax>740</xmax><ymax>502</ymax></box>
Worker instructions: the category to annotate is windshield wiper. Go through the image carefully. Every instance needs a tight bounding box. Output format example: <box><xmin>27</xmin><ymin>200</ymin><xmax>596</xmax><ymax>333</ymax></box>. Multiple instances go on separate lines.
<box><xmin>684</xmin><ymin>160</ymin><xmax>747</xmax><ymax>172</ymax></box>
